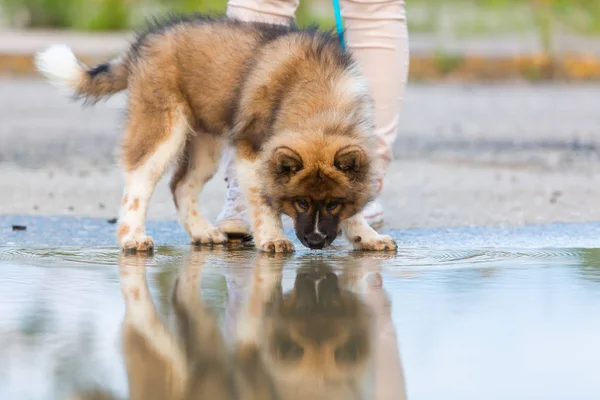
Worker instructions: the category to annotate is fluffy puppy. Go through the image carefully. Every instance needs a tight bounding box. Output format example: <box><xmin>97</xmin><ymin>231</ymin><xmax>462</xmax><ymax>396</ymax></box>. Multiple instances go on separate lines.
<box><xmin>35</xmin><ymin>14</ymin><xmax>397</xmax><ymax>253</ymax></box>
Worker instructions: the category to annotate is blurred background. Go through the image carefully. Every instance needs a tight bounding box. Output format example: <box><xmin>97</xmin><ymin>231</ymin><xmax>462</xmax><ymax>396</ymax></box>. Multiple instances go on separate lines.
<box><xmin>1</xmin><ymin>1</ymin><xmax>599</xmax><ymax>227</ymax></box>
<box><xmin>2</xmin><ymin>0</ymin><xmax>600</xmax><ymax>80</ymax></box>
<box><xmin>3</xmin><ymin>0</ymin><xmax>600</xmax><ymax>40</ymax></box>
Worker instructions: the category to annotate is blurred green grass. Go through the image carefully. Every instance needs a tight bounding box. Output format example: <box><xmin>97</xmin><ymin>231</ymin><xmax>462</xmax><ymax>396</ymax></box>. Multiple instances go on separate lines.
<box><xmin>1</xmin><ymin>0</ymin><xmax>600</xmax><ymax>41</ymax></box>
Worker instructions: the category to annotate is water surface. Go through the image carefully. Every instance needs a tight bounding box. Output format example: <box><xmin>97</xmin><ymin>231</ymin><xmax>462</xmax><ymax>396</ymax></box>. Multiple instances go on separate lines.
<box><xmin>1</xmin><ymin>235</ymin><xmax>599</xmax><ymax>399</ymax></box>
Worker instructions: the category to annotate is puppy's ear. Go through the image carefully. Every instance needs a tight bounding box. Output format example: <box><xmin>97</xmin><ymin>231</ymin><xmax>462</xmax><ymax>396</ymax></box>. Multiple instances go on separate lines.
<box><xmin>334</xmin><ymin>145</ymin><xmax>367</xmax><ymax>177</ymax></box>
<box><xmin>272</xmin><ymin>146</ymin><xmax>303</xmax><ymax>180</ymax></box>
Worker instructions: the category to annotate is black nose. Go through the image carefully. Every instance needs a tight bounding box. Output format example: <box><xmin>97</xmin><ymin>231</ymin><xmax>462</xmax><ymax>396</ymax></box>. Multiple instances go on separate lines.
<box><xmin>304</xmin><ymin>233</ymin><xmax>326</xmax><ymax>249</ymax></box>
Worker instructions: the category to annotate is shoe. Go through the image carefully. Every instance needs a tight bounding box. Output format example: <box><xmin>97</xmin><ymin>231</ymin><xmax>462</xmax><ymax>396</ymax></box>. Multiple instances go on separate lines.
<box><xmin>215</xmin><ymin>174</ymin><xmax>252</xmax><ymax>240</ymax></box>
<box><xmin>363</xmin><ymin>198</ymin><xmax>384</xmax><ymax>230</ymax></box>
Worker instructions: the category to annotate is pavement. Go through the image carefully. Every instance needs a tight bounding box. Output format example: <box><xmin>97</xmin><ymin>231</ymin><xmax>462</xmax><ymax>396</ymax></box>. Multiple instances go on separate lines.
<box><xmin>4</xmin><ymin>214</ymin><xmax>600</xmax><ymax>249</ymax></box>
<box><xmin>2</xmin><ymin>78</ymin><xmax>600</xmax><ymax>234</ymax></box>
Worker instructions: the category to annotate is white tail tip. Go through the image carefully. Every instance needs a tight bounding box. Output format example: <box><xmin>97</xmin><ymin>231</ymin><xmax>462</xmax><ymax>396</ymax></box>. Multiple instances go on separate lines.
<box><xmin>34</xmin><ymin>44</ymin><xmax>83</xmax><ymax>96</ymax></box>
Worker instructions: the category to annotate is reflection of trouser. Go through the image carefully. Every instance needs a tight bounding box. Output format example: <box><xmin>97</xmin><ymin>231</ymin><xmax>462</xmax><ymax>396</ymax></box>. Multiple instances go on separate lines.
<box><xmin>226</xmin><ymin>0</ymin><xmax>409</xmax><ymax>181</ymax></box>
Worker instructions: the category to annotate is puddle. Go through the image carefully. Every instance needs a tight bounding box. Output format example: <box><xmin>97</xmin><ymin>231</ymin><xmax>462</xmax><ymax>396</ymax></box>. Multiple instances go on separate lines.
<box><xmin>1</xmin><ymin>243</ymin><xmax>599</xmax><ymax>399</ymax></box>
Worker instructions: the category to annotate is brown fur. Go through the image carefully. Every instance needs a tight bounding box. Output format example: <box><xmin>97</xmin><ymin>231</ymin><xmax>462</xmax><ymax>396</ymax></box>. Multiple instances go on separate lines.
<box><xmin>69</xmin><ymin>250</ymin><xmax>280</xmax><ymax>400</ymax></box>
<box><xmin>238</xmin><ymin>256</ymin><xmax>375</xmax><ymax>400</ymax></box>
<box><xmin>38</xmin><ymin>13</ymin><xmax>389</xmax><ymax>253</ymax></box>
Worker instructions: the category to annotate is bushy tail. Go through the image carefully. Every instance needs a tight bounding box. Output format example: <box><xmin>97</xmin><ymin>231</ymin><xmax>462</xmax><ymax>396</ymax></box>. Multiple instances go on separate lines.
<box><xmin>34</xmin><ymin>44</ymin><xmax>129</xmax><ymax>103</ymax></box>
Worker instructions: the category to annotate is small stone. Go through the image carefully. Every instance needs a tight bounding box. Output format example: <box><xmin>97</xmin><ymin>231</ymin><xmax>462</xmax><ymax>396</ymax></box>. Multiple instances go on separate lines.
<box><xmin>99</xmin><ymin>203</ymin><xmax>106</xmax><ymax>209</ymax></box>
<box><xmin>33</xmin><ymin>205</ymin><xmax>39</xmax><ymax>211</ymax></box>
<box><xmin>12</xmin><ymin>225</ymin><xmax>26</xmax><ymax>231</ymax></box>
<box><xmin>68</xmin><ymin>206</ymin><xmax>74</xmax><ymax>211</ymax></box>
<box><xmin>107</xmin><ymin>218</ymin><xmax>118</xmax><ymax>224</ymax></box>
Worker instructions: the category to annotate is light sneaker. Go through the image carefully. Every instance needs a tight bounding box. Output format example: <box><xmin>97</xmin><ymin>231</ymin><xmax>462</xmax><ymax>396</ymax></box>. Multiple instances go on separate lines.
<box><xmin>215</xmin><ymin>174</ymin><xmax>252</xmax><ymax>240</ymax></box>
<box><xmin>363</xmin><ymin>198</ymin><xmax>385</xmax><ymax>230</ymax></box>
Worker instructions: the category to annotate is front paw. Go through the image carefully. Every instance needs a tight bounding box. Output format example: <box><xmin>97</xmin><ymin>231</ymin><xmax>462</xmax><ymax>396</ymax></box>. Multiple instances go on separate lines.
<box><xmin>121</xmin><ymin>235</ymin><xmax>155</xmax><ymax>254</ymax></box>
<box><xmin>258</xmin><ymin>238</ymin><xmax>295</xmax><ymax>253</ymax></box>
<box><xmin>191</xmin><ymin>227</ymin><xmax>228</xmax><ymax>245</ymax></box>
<box><xmin>352</xmin><ymin>234</ymin><xmax>397</xmax><ymax>252</ymax></box>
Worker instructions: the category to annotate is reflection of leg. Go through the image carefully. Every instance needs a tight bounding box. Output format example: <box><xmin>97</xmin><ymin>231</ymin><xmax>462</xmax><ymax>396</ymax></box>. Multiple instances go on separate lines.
<box><xmin>364</xmin><ymin>272</ymin><xmax>407</xmax><ymax>400</ymax></box>
<box><xmin>216</xmin><ymin>0</ymin><xmax>299</xmax><ymax>238</ymax></box>
<box><xmin>172</xmin><ymin>249</ymin><xmax>229</xmax><ymax>364</ymax></box>
<box><xmin>118</xmin><ymin>254</ymin><xmax>188</xmax><ymax>398</ymax></box>
<box><xmin>236</xmin><ymin>253</ymin><xmax>285</xmax><ymax>346</ymax></box>
<box><xmin>340</xmin><ymin>0</ymin><xmax>410</xmax><ymax>229</ymax></box>
<box><xmin>233</xmin><ymin>253</ymin><xmax>285</xmax><ymax>398</ymax></box>
<box><xmin>343</xmin><ymin>254</ymin><xmax>406</xmax><ymax>400</ymax></box>
<box><xmin>223</xmin><ymin>266</ymin><xmax>254</xmax><ymax>348</ymax></box>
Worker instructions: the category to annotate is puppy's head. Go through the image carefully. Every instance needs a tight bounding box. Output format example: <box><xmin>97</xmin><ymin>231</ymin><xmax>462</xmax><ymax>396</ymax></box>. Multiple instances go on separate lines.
<box><xmin>260</xmin><ymin>129</ymin><xmax>376</xmax><ymax>249</ymax></box>
<box><xmin>262</xmin><ymin>262</ymin><xmax>373</xmax><ymax>382</ymax></box>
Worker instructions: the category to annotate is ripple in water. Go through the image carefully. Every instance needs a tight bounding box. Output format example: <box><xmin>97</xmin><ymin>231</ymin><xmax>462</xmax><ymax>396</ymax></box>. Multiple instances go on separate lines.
<box><xmin>0</xmin><ymin>246</ymin><xmax>181</xmax><ymax>267</ymax></box>
<box><xmin>0</xmin><ymin>244</ymin><xmax>584</xmax><ymax>271</ymax></box>
<box><xmin>393</xmin><ymin>248</ymin><xmax>582</xmax><ymax>268</ymax></box>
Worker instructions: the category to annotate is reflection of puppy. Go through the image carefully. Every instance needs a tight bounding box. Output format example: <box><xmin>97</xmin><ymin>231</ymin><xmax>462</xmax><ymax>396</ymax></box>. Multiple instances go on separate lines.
<box><xmin>70</xmin><ymin>250</ymin><xmax>279</xmax><ymax>400</ymax></box>
<box><xmin>237</xmin><ymin>256</ymin><xmax>374</xmax><ymax>400</ymax></box>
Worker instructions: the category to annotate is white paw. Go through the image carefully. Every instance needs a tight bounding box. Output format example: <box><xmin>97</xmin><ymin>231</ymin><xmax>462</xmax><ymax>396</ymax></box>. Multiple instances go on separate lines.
<box><xmin>258</xmin><ymin>238</ymin><xmax>295</xmax><ymax>253</ymax></box>
<box><xmin>191</xmin><ymin>226</ymin><xmax>228</xmax><ymax>245</ymax></box>
<box><xmin>351</xmin><ymin>233</ymin><xmax>397</xmax><ymax>251</ymax></box>
<box><xmin>120</xmin><ymin>233</ymin><xmax>155</xmax><ymax>254</ymax></box>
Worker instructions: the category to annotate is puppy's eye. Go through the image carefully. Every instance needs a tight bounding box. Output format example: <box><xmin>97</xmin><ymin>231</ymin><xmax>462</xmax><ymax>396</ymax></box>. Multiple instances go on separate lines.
<box><xmin>335</xmin><ymin>340</ymin><xmax>360</xmax><ymax>363</ymax></box>
<box><xmin>295</xmin><ymin>199</ymin><xmax>309</xmax><ymax>211</ymax></box>
<box><xmin>277</xmin><ymin>338</ymin><xmax>304</xmax><ymax>360</ymax></box>
<box><xmin>326</xmin><ymin>201</ymin><xmax>342</xmax><ymax>213</ymax></box>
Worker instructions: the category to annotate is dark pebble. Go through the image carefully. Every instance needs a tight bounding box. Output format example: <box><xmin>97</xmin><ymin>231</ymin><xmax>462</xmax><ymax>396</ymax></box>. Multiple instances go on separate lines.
<box><xmin>107</xmin><ymin>218</ymin><xmax>118</xmax><ymax>224</ymax></box>
<box><xmin>12</xmin><ymin>225</ymin><xmax>27</xmax><ymax>231</ymax></box>
<box><xmin>99</xmin><ymin>203</ymin><xmax>106</xmax><ymax>209</ymax></box>
<box><xmin>68</xmin><ymin>206</ymin><xmax>74</xmax><ymax>211</ymax></box>
<box><xmin>33</xmin><ymin>205</ymin><xmax>39</xmax><ymax>211</ymax></box>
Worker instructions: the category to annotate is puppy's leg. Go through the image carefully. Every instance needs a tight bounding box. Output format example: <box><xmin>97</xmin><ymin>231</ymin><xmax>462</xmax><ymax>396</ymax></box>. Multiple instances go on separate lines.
<box><xmin>235</xmin><ymin>156</ymin><xmax>294</xmax><ymax>253</ymax></box>
<box><xmin>170</xmin><ymin>134</ymin><xmax>227</xmax><ymax>245</ymax></box>
<box><xmin>117</xmin><ymin>105</ymin><xmax>190</xmax><ymax>253</ymax></box>
<box><xmin>342</xmin><ymin>211</ymin><xmax>397</xmax><ymax>251</ymax></box>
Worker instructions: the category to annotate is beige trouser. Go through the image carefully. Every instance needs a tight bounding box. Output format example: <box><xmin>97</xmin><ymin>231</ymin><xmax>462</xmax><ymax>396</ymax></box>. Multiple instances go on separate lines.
<box><xmin>225</xmin><ymin>0</ymin><xmax>409</xmax><ymax>183</ymax></box>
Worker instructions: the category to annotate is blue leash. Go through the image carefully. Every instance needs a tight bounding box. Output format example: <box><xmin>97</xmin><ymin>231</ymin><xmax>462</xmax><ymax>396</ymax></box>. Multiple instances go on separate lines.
<box><xmin>332</xmin><ymin>0</ymin><xmax>346</xmax><ymax>53</ymax></box>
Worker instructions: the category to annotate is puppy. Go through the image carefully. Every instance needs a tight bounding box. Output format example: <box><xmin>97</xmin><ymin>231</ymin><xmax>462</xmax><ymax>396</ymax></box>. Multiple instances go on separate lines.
<box><xmin>35</xmin><ymin>14</ymin><xmax>397</xmax><ymax>253</ymax></box>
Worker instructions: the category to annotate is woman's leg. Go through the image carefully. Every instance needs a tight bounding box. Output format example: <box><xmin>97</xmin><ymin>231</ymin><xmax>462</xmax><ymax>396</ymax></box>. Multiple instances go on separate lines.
<box><xmin>215</xmin><ymin>0</ymin><xmax>299</xmax><ymax>238</ymax></box>
<box><xmin>216</xmin><ymin>0</ymin><xmax>409</xmax><ymax>234</ymax></box>
<box><xmin>340</xmin><ymin>0</ymin><xmax>409</xmax><ymax>229</ymax></box>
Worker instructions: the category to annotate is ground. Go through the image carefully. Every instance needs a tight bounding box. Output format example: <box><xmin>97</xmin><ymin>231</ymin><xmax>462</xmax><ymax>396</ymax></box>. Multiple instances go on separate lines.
<box><xmin>1</xmin><ymin>78</ymin><xmax>600</xmax><ymax>231</ymax></box>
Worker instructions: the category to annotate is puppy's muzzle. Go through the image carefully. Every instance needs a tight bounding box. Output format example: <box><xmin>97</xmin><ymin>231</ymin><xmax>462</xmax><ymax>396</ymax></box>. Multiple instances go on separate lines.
<box><xmin>303</xmin><ymin>232</ymin><xmax>327</xmax><ymax>249</ymax></box>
